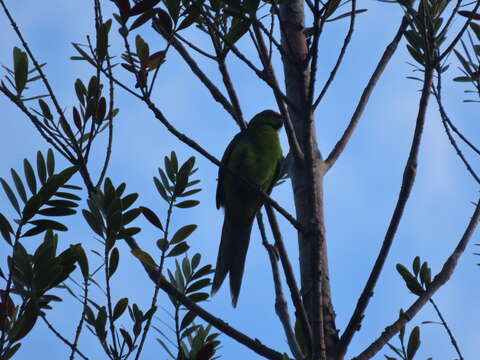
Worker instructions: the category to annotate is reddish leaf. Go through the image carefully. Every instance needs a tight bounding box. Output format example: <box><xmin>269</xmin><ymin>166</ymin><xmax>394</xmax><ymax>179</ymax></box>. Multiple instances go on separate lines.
<box><xmin>130</xmin><ymin>0</ymin><xmax>161</xmax><ymax>16</ymax></box>
<box><xmin>0</xmin><ymin>290</ymin><xmax>15</xmax><ymax>318</ymax></box>
<box><xmin>121</xmin><ymin>63</ymin><xmax>136</xmax><ymax>73</ymax></box>
<box><xmin>120</xmin><ymin>328</ymin><xmax>133</xmax><ymax>350</ymax></box>
<box><xmin>96</xmin><ymin>97</ymin><xmax>107</xmax><ymax>123</ymax></box>
<box><xmin>115</xmin><ymin>0</ymin><xmax>131</xmax><ymax>23</ymax></box>
<box><xmin>147</xmin><ymin>50</ymin><xmax>166</xmax><ymax>70</ymax></box>
<box><xmin>458</xmin><ymin>10</ymin><xmax>480</xmax><ymax>20</ymax></box>
<box><xmin>153</xmin><ymin>9</ymin><xmax>173</xmax><ymax>36</ymax></box>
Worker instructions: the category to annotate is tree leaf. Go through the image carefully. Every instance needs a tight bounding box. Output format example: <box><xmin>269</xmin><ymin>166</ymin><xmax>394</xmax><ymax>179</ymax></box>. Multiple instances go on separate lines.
<box><xmin>36</xmin><ymin>151</ymin><xmax>47</xmax><ymax>185</ymax></box>
<box><xmin>10</xmin><ymin>168</ymin><xmax>27</xmax><ymax>203</ymax></box>
<box><xmin>13</xmin><ymin>47</ymin><xmax>28</xmax><ymax>94</ymax></box>
<box><xmin>113</xmin><ymin>298</ymin><xmax>128</xmax><ymax>321</ymax></box>
<box><xmin>140</xmin><ymin>206</ymin><xmax>163</xmax><ymax>230</ymax></box>
<box><xmin>131</xmin><ymin>248</ymin><xmax>157</xmax><ymax>269</ymax></box>
<box><xmin>109</xmin><ymin>247</ymin><xmax>120</xmax><ymax>278</ymax></box>
<box><xmin>0</xmin><ymin>177</ymin><xmax>21</xmax><ymax>215</ymax></box>
<box><xmin>23</xmin><ymin>158</ymin><xmax>37</xmax><ymax>194</ymax></box>
<box><xmin>175</xmin><ymin>200</ymin><xmax>199</xmax><ymax>208</ymax></box>
<box><xmin>166</xmin><ymin>241</ymin><xmax>189</xmax><ymax>257</ymax></box>
<box><xmin>171</xmin><ymin>224</ymin><xmax>196</xmax><ymax>244</ymax></box>
<box><xmin>406</xmin><ymin>326</ymin><xmax>420</xmax><ymax>360</ymax></box>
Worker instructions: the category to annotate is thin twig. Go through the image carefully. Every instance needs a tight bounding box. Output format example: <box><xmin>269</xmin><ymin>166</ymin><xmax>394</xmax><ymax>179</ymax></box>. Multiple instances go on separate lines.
<box><xmin>313</xmin><ymin>0</ymin><xmax>356</xmax><ymax>109</ymax></box>
<box><xmin>42</xmin><ymin>315</ymin><xmax>91</xmax><ymax>360</ymax></box>
<box><xmin>257</xmin><ymin>212</ymin><xmax>303</xmax><ymax>360</ymax></box>
<box><xmin>265</xmin><ymin>204</ymin><xmax>312</xmax><ymax>356</ymax></box>
<box><xmin>433</xmin><ymin>82</ymin><xmax>480</xmax><ymax>184</ymax></box>
<box><xmin>429</xmin><ymin>299</ymin><xmax>464</xmax><ymax>360</ymax></box>
<box><xmin>337</xmin><ymin>65</ymin><xmax>434</xmax><ymax>359</ymax></box>
<box><xmin>352</xmin><ymin>196</ymin><xmax>480</xmax><ymax>360</ymax></box>
<box><xmin>175</xmin><ymin>33</ymin><xmax>217</xmax><ymax>60</ymax></box>
<box><xmin>439</xmin><ymin>1</ymin><xmax>480</xmax><ymax>60</ymax></box>
<box><xmin>325</xmin><ymin>16</ymin><xmax>408</xmax><ymax>171</ymax></box>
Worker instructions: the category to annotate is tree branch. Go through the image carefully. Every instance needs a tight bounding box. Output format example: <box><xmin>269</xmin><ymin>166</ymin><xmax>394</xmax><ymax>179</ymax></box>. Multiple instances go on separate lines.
<box><xmin>325</xmin><ymin>16</ymin><xmax>408</xmax><ymax>171</ymax></box>
<box><xmin>122</xmin><ymin>235</ymin><xmax>285</xmax><ymax>360</ymax></box>
<box><xmin>352</xmin><ymin>197</ymin><xmax>480</xmax><ymax>360</ymax></box>
<box><xmin>257</xmin><ymin>212</ymin><xmax>303</xmax><ymax>360</ymax></box>
<box><xmin>337</xmin><ymin>65</ymin><xmax>434</xmax><ymax>358</ymax></box>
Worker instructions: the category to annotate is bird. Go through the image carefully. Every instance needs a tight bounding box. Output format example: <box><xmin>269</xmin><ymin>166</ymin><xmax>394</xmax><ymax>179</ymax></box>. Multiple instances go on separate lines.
<box><xmin>211</xmin><ymin>110</ymin><xmax>283</xmax><ymax>307</ymax></box>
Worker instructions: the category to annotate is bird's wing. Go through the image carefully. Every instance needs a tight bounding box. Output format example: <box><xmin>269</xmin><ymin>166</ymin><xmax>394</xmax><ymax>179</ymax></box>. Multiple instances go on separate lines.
<box><xmin>216</xmin><ymin>131</ymin><xmax>245</xmax><ymax>209</ymax></box>
<box><xmin>266</xmin><ymin>155</ymin><xmax>284</xmax><ymax>195</ymax></box>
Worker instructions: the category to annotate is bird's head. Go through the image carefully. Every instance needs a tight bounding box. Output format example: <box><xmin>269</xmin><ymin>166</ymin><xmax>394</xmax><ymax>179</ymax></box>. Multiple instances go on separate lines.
<box><xmin>248</xmin><ymin>110</ymin><xmax>283</xmax><ymax>130</ymax></box>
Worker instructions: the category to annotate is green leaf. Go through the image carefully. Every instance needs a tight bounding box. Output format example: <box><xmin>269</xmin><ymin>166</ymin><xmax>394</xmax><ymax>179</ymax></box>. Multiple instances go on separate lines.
<box><xmin>1</xmin><ymin>177</ymin><xmax>21</xmax><ymax>215</ymax></box>
<box><xmin>47</xmin><ymin>149</ymin><xmax>55</xmax><ymax>176</ymax></box>
<box><xmin>38</xmin><ymin>207</ymin><xmax>76</xmax><ymax>217</ymax></box>
<box><xmin>166</xmin><ymin>241</ymin><xmax>189</xmax><ymax>257</ymax></box>
<box><xmin>82</xmin><ymin>209</ymin><xmax>104</xmax><ymax>237</ymax></box>
<box><xmin>28</xmin><ymin>219</ymin><xmax>68</xmax><ymax>231</ymax></box>
<box><xmin>123</xmin><ymin>208</ymin><xmax>141</xmax><ymax>225</ymax></box>
<box><xmin>38</xmin><ymin>99</ymin><xmax>53</xmax><ymax>120</ymax></box>
<box><xmin>22</xmin><ymin>166</ymin><xmax>78</xmax><ymax>221</ymax></box>
<box><xmin>121</xmin><ymin>193</ymin><xmax>138</xmax><ymax>210</ymax></box>
<box><xmin>396</xmin><ymin>264</ymin><xmax>424</xmax><ymax>295</ymax></box>
<box><xmin>186</xmin><ymin>278</ymin><xmax>210</xmax><ymax>293</ymax></box>
<box><xmin>406</xmin><ymin>326</ymin><xmax>420</xmax><ymax>360</ymax></box>
<box><xmin>153</xmin><ymin>177</ymin><xmax>170</xmax><ymax>202</ymax></box>
<box><xmin>129</xmin><ymin>9</ymin><xmax>155</xmax><ymax>31</ymax></box>
<box><xmin>24</xmin><ymin>159</ymin><xmax>37</xmax><ymax>194</ymax></box>
<box><xmin>0</xmin><ymin>212</ymin><xmax>13</xmax><ymax>245</ymax></box>
<box><xmin>174</xmin><ymin>157</ymin><xmax>195</xmax><ymax>196</ymax></box>
<box><xmin>412</xmin><ymin>256</ymin><xmax>420</xmax><ymax>276</ymax></box>
<box><xmin>225</xmin><ymin>20</ymin><xmax>251</xmax><ymax>48</ymax></box>
<box><xmin>10</xmin><ymin>169</ymin><xmax>27</xmax><ymax>203</ymax></box>
<box><xmin>171</xmin><ymin>224</ymin><xmax>196</xmax><ymax>244</ymax></box>
<box><xmin>191</xmin><ymin>253</ymin><xmax>201</xmax><ymax>270</ymax></box>
<box><xmin>36</xmin><ymin>151</ymin><xmax>47</xmax><ymax>185</ymax></box>
<box><xmin>9</xmin><ymin>301</ymin><xmax>38</xmax><ymax>342</ymax></box>
<box><xmin>109</xmin><ymin>247</ymin><xmax>120</xmax><ymax>278</ymax></box>
<box><xmin>165</xmin><ymin>0</ymin><xmax>180</xmax><ymax>21</ymax></box>
<box><xmin>131</xmin><ymin>249</ymin><xmax>157</xmax><ymax>269</ymax></box>
<box><xmin>140</xmin><ymin>206</ymin><xmax>163</xmax><ymax>230</ymax></box>
<box><xmin>113</xmin><ymin>298</ymin><xmax>128</xmax><ymax>321</ymax></box>
<box><xmin>74</xmin><ymin>79</ymin><xmax>86</xmax><ymax>105</ymax></box>
<box><xmin>1</xmin><ymin>343</ymin><xmax>21</xmax><ymax>360</ymax></box>
<box><xmin>188</xmin><ymin>292</ymin><xmax>209</xmax><ymax>302</ymax></box>
<box><xmin>175</xmin><ymin>200</ymin><xmax>199</xmax><ymax>208</ymax></box>
<box><xmin>180</xmin><ymin>310</ymin><xmax>196</xmax><ymax>330</ymax></box>
<box><xmin>97</xmin><ymin>19</ymin><xmax>112</xmax><ymax>61</ymax></box>
<box><xmin>75</xmin><ymin>245</ymin><xmax>89</xmax><ymax>280</ymax></box>
<box><xmin>13</xmin><ymin>47</ymin><xmax>28</xmax><ymax>94</ymax></box>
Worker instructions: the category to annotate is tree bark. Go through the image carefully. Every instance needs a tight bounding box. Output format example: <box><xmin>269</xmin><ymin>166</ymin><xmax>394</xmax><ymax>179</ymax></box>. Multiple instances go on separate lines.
<box><xmin>280</xmin><ymin>2</ymin><xmax>339</xmax><ymax>359</ymax></box>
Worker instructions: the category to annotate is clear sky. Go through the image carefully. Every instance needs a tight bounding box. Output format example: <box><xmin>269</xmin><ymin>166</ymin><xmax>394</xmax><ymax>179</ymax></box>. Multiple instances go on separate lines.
<box><xmin>0</xmin><ymin>1</ymin><xmax>479</xmax><ymax>359</ymax></box>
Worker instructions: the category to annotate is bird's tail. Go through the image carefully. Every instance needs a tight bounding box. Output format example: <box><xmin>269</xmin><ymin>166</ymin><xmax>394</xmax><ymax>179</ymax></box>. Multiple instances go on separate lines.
<box><xmin>211</xmin><ymin>214</ymin><xmax>254</xmax><ymax>307</ymax></box>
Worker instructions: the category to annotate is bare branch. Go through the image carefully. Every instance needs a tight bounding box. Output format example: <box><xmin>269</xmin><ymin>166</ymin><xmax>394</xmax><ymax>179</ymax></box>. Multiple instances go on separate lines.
<box><xmin>429</xmin><ymin>299</ymin><xmax>464</xmax><ymax>360</ymax></box>
<box><xmin>265</xmin><ymin>204</ymin><xmax>313</xmax><ymax>356</ymax></box>
<box><xmin>257</xmin><ymin>212</ymin><xmax>303</xmax><ymax>360</ymax></box>
<box><xmin>313</xmin><ymin>0</ymin><xmax>356</xmax><ymax>109</ymax></box>
<box><xmin>352</xmin><ymin>197</ymin><xmax>480</xmax><ymax>360</ymax></box>
<box><xmin>337</xmin><ymin>65</ymin><xmax>434</xmax><ymax>358</ymax></box>
<box><xmin>325</xmin><ymin>16</ymin><xmax>408</xmax><ymax>171</ymax></box>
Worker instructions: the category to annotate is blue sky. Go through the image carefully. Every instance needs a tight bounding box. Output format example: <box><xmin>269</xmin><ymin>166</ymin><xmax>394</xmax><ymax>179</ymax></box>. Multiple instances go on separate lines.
<box><xmin>1</xmin><ymin>1</ymin><xmax>479</xmax><ymax>359</ymax></box>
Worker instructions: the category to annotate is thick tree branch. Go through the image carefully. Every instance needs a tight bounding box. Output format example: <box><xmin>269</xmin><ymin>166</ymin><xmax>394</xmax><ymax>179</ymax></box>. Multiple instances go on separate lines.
<box><xmin>325</xmin><ymin>17</ymin><xmax>408</xmax><ymax>172</ymax></box>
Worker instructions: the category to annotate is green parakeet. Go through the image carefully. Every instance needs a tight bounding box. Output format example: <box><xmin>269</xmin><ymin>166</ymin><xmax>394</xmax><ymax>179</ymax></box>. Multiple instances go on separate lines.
<box><xmin>212</xmin><ymin>110</ymin><xmax>283</xmax><ymax>307</ymax></box>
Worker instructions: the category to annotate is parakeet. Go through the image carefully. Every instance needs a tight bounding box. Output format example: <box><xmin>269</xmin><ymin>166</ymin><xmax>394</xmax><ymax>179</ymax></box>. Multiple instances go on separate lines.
<box><xmin>212</xmin><ymin>110</ymin><xmax>283</xmax><ymax>307</ymax></box>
